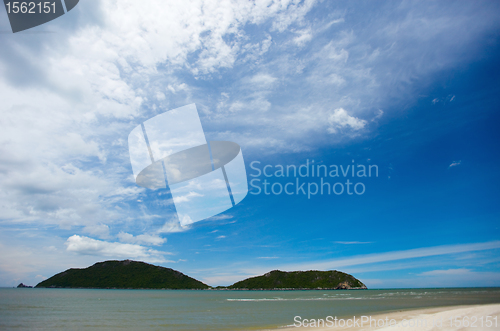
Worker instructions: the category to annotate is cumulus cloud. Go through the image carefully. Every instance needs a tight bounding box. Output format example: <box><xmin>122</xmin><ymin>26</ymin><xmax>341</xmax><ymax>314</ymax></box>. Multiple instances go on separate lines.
<box><xmin>327</xmin><ymin>108</ymin><xmax>367</xmax><ymax>134</ymax></box>
<box><xmin>0</xmin><ymin>0</ymin><xmax>319</xmax><ymax>234</ymax></box>
<box><xmin>1</xmin><ymin>0</ymin><xmax>500</xmax><ymax>286</ymax></box>
<box><xmin>65</xmin><ymin>235</ymin><xmax>169</xmax><ymax>262</ymax></box>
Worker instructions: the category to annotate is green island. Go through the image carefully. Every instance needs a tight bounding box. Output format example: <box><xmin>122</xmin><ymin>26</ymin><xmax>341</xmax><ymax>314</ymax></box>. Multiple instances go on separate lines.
<box><xmin>227</xmin><ymin>269</ymin><xmax>366</xmax><ymax>290</ymax></box>
<box><xmin>35</xmin><ymin>260</ymin><xmax>209</xmax><ymax>289</ymax></box>
<box><xmin>34</xmin><ymin>260</ymin><xmax>366</xmax><ymax>290</ymax></box>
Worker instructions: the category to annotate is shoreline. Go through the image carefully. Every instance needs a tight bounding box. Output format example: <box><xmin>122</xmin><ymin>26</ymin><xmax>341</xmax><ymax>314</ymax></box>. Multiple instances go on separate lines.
<box><xmin>268</xmin><ymin>304</ymin><xmax>500</xmax><ymax>331</ymax></box>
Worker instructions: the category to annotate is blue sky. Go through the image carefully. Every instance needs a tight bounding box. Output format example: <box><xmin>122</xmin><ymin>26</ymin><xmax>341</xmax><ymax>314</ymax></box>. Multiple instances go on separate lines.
<box><xmin>0</xmin><ymin>0</ymin><xmax>499</xmax><ymax>288</ymax></box>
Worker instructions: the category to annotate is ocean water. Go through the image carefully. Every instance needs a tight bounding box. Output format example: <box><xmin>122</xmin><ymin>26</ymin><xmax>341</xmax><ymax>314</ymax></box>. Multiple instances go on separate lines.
<box><xmin>1</xmin><ymin>288</ymin><xmax>499</xmax><ymax>330</ymax></box>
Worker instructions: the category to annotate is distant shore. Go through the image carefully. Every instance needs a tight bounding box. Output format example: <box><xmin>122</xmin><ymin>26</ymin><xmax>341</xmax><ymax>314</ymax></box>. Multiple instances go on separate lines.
<box><xmin>31</xmin><ymin>286</ymin><xmax>366</xmax><ymax>290</ymax></box>
<box><xmin>281</xmin><ymin>304</ymin><xmax>500</xmax><ymax>331</ymax></box>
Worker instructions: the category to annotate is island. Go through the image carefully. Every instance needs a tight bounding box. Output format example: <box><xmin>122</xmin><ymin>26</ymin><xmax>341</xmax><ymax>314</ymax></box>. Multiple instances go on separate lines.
<box><xmin>35</xmin><ymin>260</ymin><xmax>209</xmax><ymax>289</ymax></box>
<box><xmin>17</xmin><ymin>283</ymin><xmax>33</xmax><ymax>288</ymax></box>
<box><xmin>227</xmin><ymin>270</ymin><xmax>367</xmax><ymax>290</ymax></box>
<box><xmin>35</xmin><ymin>260</ymin><xmax>367</xmax><ymax>290</ymax></box>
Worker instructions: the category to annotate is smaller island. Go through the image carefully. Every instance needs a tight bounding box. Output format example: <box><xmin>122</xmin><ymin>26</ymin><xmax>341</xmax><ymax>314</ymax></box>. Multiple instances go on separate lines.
<box><xmin>17</xmin><ymin>283</ymin><xmax>33</xmax><ymax>288</ymax></box>
<box><xmin>227</xmin><ymin>270</ymin><xmax>367</xmax><ymax>290</ymax></box>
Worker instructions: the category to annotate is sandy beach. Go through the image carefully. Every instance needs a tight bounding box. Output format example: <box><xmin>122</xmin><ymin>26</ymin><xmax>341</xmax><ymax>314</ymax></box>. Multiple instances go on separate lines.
<box><xmin>285</xmin><ymin>304</ymin><xmax>500</xmax><ymax>331</ymax></box>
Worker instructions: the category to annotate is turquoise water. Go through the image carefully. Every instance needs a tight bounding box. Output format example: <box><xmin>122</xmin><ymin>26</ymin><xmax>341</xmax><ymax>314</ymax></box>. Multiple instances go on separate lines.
<box><xmin>1</xmin><ymin>288</ymin><xmax>499</xmax><ymax>330</ymax></box>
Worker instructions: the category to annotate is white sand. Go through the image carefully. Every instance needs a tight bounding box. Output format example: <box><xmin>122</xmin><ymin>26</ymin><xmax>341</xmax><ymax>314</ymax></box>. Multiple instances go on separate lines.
<box><xmin>283</xmin><ymin>304</ymin><xmax>500</xmax><ymax>331</ymax></box>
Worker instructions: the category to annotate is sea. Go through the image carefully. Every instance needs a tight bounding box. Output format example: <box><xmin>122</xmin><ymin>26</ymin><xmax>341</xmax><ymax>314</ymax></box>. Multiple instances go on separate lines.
<box><xmin>1</xmin><ymin>288</ymin><xmax>499</xmax><ymax>330</ymax></box>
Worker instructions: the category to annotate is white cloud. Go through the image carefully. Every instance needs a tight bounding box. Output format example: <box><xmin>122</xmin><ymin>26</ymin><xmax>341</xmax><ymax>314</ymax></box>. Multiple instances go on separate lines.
<box><xmin>293</xmin><ymin>28</ymin><xmax>313</xmax><ymax>47</ymax></box>
<box><xmin>83</xmin><ymin>224</ymin><xmax>110</xmax><ymax>239</ymax></box>
<box><xmin>327</xmin><ymin>108</ymin><xmax>367</xmax><ymax>134</ymax></box>
<box><xmin>291</xmin><ymin>241</ymin><xmax>500</xmax><ymax>272</ymax></box>
<box><xmin>157</xmin><ymin>220</ymin><xmax>190</xmax><ymax>234</ymax></box>
<box><xmin>235</xmin><ymin>241</ymin><xmax>500</xmax><ymax>277</ymax></box>
<box><xmin>0</xmin><ymin>0</ymin><xmax>320</xmax><ymax>233</ymax></box>
<box><xmin>156</xmin><ymin>92</ymin><xmax>166</xmax><ymax>101</ymax></box>
<box><xmin>167</xmin><ymin>83</ymin><xmax>188</xmax><ymax>94</ymax></box>
<box><xmin>65</xmin><ymin>235</ymin><xmax>169</xmax><ymax>263</ymax></box>
<box><xmin>363</xmin><ymin>271</ymin><xmax>500</xmax><ymax>288</ymax></box>
<box><xmin>328</xmin><ymin>73</ymin><xmax>346</xmax><ymax>86</ymax></box>
<box><xmin>257</xmin><ymin>256</ymin><xmax>279</xmax><ymax>259</ymax></box>
<box><xmin>326</xmin><ymin>47</ymin><xmax>349</xmax><ymax>63</ymax></box>
<box><xmin>270</xmin><ymin>0</ymin><xmax>317</xmax><ymax>32</ymax></box>
<box><xmin>411</xmin><ymin>269</ymin><xmax>500</xmax><ymax>287</ymax></box>
<box><xmin>117</xmin><ymin>232</ymin><xmax>166</xmax><ymax>246</ymax></box>
<box><xmin>208</xmin><ymin>214</ymin><xmax>234</xmax><ymax>221</ymax></box>
<box><xmin>334</xmin><ymin>241</ymin><xmax>373</xmax><ymax>245</ymax></box>
<box><xmin>1</xmin><ymin>0</ymin><xmax>499</xmax><ymax>287</ymax></box>
<box><xmin>449</xmin><ymin>160</ymin><xmax>462</xmax><ymax>168</ymax></box>
<box><xmin>249</xmin><ymin>73</ymin><xmax>277</xmax><ymax>87</ymax></box>
<box><xmin>172</xmin><ymin>191</ymin><xmax>203</xmax><ymax>204</ymax></box>
<box><xmin>419</xmin><ymin>268</ymin><xmax>472</xmax><ymax>276</ymax></box>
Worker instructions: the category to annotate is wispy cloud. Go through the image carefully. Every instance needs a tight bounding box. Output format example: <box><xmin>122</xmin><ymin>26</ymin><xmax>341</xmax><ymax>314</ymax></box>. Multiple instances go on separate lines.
<box><xmin>286</xmin><ymin>241</ymin><xmax>500</xmax><ymax>271</ymax></box>
<box><xmin>157</xmin><ymin>220</ymin><xmax>190</xmax><ymax>234</ymax></box>
<box><xmin>449</xmin><ymin>160</ymin><xmax>462</xmax><ymax>168</ymax></box>
<box><xmin>117</xmin><ymin>232</ymin><xmax>166</xmax><ymax>246</ymax></box>
<box><xmin>172</xmin><ymin>191</ymin><xmax>203</xmax><ymax>204</ymax></box>
<box><xmin>239</xmin><ymin>241</ymin><xmax>500</xmax><ymax>276</ymax></box>
<box><xmin>334</xmin><ymin>241</ymin><xmax>373</xmax><ymax>245</ymax></box>
<box><xmin>257</xmin><ymin>256</ymin><xmax>279</xmax><ymax>259</ymax></box>
<box><xmin>65</xmin><ymin>235</ymin><xmax>171</xmax><ymax>263</ymax></box>
<box><xmin>419</xmin><ymin>268</ymin><xmax>471</xmax><ymax>276</ymax></box>
<box><xmin>292</xmin><ymin>28</ymin><xmax>313</xmax><ymax>47</ymax></box>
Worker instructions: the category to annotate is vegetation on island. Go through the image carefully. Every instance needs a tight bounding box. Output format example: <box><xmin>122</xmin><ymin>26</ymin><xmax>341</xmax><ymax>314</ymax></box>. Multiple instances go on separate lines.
<box><xmin>227</xmin><ymin>270</ymin><xmax>367</xmax><ymax>290</ymax></box>
<box><xmin>33</xmin><ymin>260</ymin><xmax>367</xmax><ymax>290</ymax></box>
<box><xmin>17</xmin><ymin>283</ymin><xmax>33</xmax><ymax>288</ymax></box>
<box><xmin>35</xmin><ymin>260</ymin><xmax>209</xmax><ymax>289</ymax></box>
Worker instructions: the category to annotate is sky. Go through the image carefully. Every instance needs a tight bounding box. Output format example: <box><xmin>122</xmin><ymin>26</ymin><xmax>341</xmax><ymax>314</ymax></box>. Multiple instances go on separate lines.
<box><xmin>0</xmin><ymin>0</ymin><xmax>499</xmax><ymax>288</ymax></box>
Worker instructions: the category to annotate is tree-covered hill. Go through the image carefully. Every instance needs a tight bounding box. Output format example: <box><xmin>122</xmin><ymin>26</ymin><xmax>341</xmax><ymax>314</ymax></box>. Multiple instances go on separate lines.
<box><xmin>35</xmin><ymin>260</ymin><xmax>209</xmax><ymax>289</ymax></box>
<box><xmin>228</xmin><ymin>270</ymin><xmax>366</xmax><ymax>290</ymax></box>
